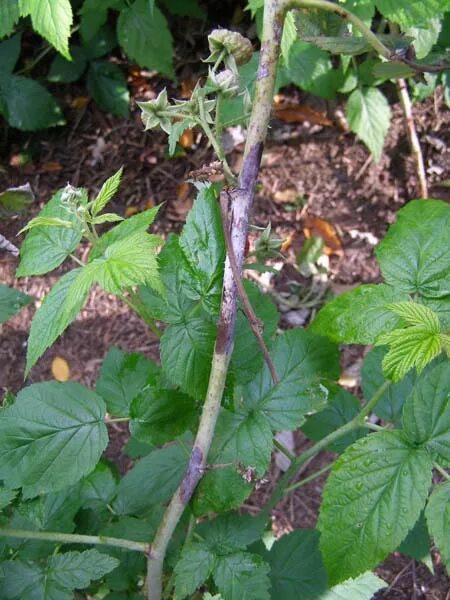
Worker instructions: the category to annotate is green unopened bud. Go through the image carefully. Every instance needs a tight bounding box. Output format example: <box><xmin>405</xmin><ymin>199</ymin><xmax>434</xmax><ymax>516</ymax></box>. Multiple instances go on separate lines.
<box><xmin>137</xmin><ymin>89</ymin><xmax>172</xmax><ymax>134</ymax></box>
<box><xmin>208</xmin><ymin>68</ymin><xmax>240</xmax><ymax>97</ymax></box>
<box><xmin>206</xmin><ymin>29</ymin><xmax>253</xmax><ymax>66</ymax></box>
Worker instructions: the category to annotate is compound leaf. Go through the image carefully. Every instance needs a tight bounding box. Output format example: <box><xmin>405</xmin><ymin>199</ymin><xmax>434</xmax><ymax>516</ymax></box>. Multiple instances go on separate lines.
<box><xmin>402</xmin><ymin>362</ymin><xmax>450</xmax><ymax>466</ymax></box>
<box><xmin>117</xmin><ymin>0</ymin><xmax>174</xmax><ymax>78</ymax></box>
<box><xmin>0</xmin><ymin>381</ymin><xmax>108</xmax><ymax>498</ymax></box>
<box><xmin>346</xmin><ymin>86</ymin><xmax>390</xmax><ymax>161</ymax></box>
<box><xmin>17</xmin><ymin>190</ymin><xmax>84</xmax><ymax>276</ymax></box>
<box><xmin>48</xmin><ymin>549</ymin><xmax>119</xmax><ymax>589</ymax></box>
<box><xmin>174</xmin><ymin>541</ymin><xmax>215</xmax><ymax>599</ymax></box>
<box><xmin>0</xmin><ymin>283</ymin><xmax>31</xmax><ymax>324</ymax></box>
<box><xmin>213</xmin><ymin>552</ymin><xmax>271</xmax><ymax>600</ymax></box>
<box><xmin>19</xmin><ymin>0</ymin><xmax>73</xmax><ymax>59</ymax></box>
<box><xmin>96</xmin><ymin>346</ymin><xmax>159</xmax><ymax>416</ymax></box>
<box><xmin>310</xmin><ymin>284</ymin><xmax>406</xmax><ymax>344</ymax></box>
<box><xmin>375</xmin><ymin>199</ymin><xmax>450</xmax><ymax>298</ymax></box>
<box><xmin>318</xmin><ymin>430</ymin><xmax>433</xmax><ymax>584</ymax></box>
<box><xmin>26</xmin><ymin>268</ymin><xmax>92</xmax><ymax>374</ymax></box>
<box><xmin>425</xmin><ymin>481</ymin><xmax>450</xmax><ymax>574</ymax></box>
<box><xmin>114</xmin><ymin>443</ymin><xmax>189</xmax><ymax>515</ymax></box>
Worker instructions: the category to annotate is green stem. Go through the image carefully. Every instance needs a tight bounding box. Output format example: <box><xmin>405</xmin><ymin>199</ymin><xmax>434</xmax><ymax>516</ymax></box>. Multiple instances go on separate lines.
<box><xmin>273</xmin><ymin>437</ymin><xmax>296</xmax><ymax>462</ymax></box>
<box><xmin>261</xmin><ymin>381</ymin><xmax>390</xmax><ymax>517</ymax></box>
<box><xmin>434</xmin><ymin>463</ymin><xmax>450</xmax><ymax>481</ymax></box>
<box><xmin>105</xmin><ymin>417</ymin><xmax>130</xmax><ymax>424</ymax></box>
<box><xmin>0</xmin><ymin>528</ymin><xmax>149</xmax><ymax>553</ymax></box>
<box><xmin>363</xmin><ymin>421</ymin><xmax>385</xmax><ymax>432</ymax></box>
<box><xmin>69</xmin><ymin>253</ymin><xmax>85</xmax><ymax>267</ymax></box>
<box><xmin>284</xmin><ymin>463</ymin><xmax>332</xmax><ymax>494</ymax></box>
<box><xmin>119</xmin><ymin>292</ymin><xmax>163</xmax><ymax>339</ymax></box>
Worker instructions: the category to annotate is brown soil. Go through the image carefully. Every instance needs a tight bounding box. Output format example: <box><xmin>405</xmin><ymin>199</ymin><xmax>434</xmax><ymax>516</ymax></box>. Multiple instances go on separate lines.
<box><xmin>1</xmin><ymin>78</ymin><xmax>449</xmax><ymax>598</ymax></box>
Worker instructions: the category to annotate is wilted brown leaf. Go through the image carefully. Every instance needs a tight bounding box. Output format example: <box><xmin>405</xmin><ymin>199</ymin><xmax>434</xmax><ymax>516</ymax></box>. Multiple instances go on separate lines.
<box><xmin>51</xmin><ymin>356</ymin><xmax>71</xmax><ymax>382</ymax></box>
<box><xmin>303</xmin><ymin>214</ymin><xmax>343</xmax><ymax>256</ymax></box>
<box><xmin>274</xmin><ymin>102</ymin><xmax>332</xmax><ymax>126</ymax></box>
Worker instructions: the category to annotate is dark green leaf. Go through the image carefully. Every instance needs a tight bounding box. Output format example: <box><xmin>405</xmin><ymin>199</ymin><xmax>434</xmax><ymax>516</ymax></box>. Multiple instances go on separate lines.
<box><xmin>318</xmin><ymin>431</ymin><xmax>433</xmax><ymax>584</ymax></box>
<box><xmin>310</xmin><ymin>284</ymin><xmax>406</xmax><ymax>344</ymax></box>
<box><xmin>0</xmin><ymin>183</ymin><xmax>34</xmax><ymax>215</ymax></box>
<box><xmin>17</xmin><ymin>190</ymin><xmax>84</xmax><ymax>276</ymax></box>
<box><xmin>114</xmin><ymin>443</ymin><xmax>189</xmax><ymax>515</ymax></box>
<box><xmin>0</xmin><ymin>75</ymin><xmax>65</xmax><ymax>131</ymax></box>
<box><xmin>304</xmin><ymin>36</ymin><xmax>370</xmax><ymax>55</ymax></box>
<box><xmin>174</xmin><ymin>541</ymin><xmax>215</xmax><ymax>598</ymax></box>
<box><xmin>130</xmin><ymin>387</ymin><xmax>197</xmax><ymax>445</ymax></box>
<box><xmin>259</xmin><ymin>529</ymin><xmax>328</xmax><ymax>599</ymax></box>
<box><xmin>402</xmin><ymin>362</ymin><xmax>450</xmax><ymax>466</ymax></box>
<box><xmin>243</xmin><ymin>329</ymin><xmax>340</xmax><ymax>431</ymax></box>
<box><xmin>80</xmin><ymin>0</ymin><xmax>123</xmax><ymax>42</ymax></box>
<box><xmin>192</xmin><ymin>466</ymin><xmax>252</xmax><ymax>516</ymax></box>
<box><xmin>48</xmin><ymin>549</ymin><xmax>119</xmax><ymax>588</ymax></box>
<box><xmin>346</xmin><ymin>87</ymin><xmax>391</xmax><ymax>161</ymax></box>
<box><xmin>82</xmin><ymin>23</ymin><xmax>117</xmax><ymax>58</ymax></box>
<box><xmin>373</xmin><ymin>61</ymin><xmax>415</xmax><ymax>79</ymax></box>
<box><xmin>361</xmin><ymin>347</ymin><xmax>415</xmax><ymax>425</ymax></box>
<box><xmin>302</xmin><ymin>384</ymin><xmax>367</xmax><ymax>453</ymax></box>
<box><xmin>26</xmin><ymin>268</ymin><xmax>92</xmax><ymax>374</ymax></box>
<box><xmin>375</xmin><ymin>199</ymin><xmax>450</xmax><ymax>298</ymax></box>
<box><xmin>213</xmin><ymin>552</ymin><xmax>271</xmax><ymax>600</ymax></box>
<box><xmin>425</xmin><ymin>481</ymin><xmax>450</xmax><ymax>574</ymax></box>
<box><xmin>117</xmin><ymin>0</ymin><xmax>174</xmax><ymax>78</ymax></box>
<box><xmin>0</xmin><ymin>283</ymin><xmax>31</xmax><ymax>324</ymax></box>
<box><xmin>198</xmin><ymin>512</ymin><xmax>267</xmax><ymax>552</ymax></box>
<box><xmin>160</xmin><ymin>315</ymin><xmax>217</xmax><ymax>398</ymax></box>
<box><xmin>398</xmin><ymin>513</ymin><xmax>432</xmax><ymax>571</ymax></box>
<box><xmin>0</xmin><ymin>34</ymin><xmax>21</xmax><ymax>76</ymax></box>
<box><xmin>96</xmin><ymin>347</ymin><xmax>159</xmax><ymax>416</ymax></box>
<box><xmin>231</xmin><ymin>281</ymin><xmax>278</xmax><ymax>384</ymax></box>
<box><xmin>87</xmin><ymin>60</ymin><xmax>129</xmax><ymax>117</ymax></box>
<box><xmin>80</xmin><ymin>462</ymin><xmax>117</xmax><ymax>510</ymax></box>
<box><xmin>48</xmin><ymin>46</ymin><xmax>87</xmax><ymax>83</ymax></box>
<box><xmin>161</xmin><ymin>0</ymin><xmax>204</xmax><ymax>17</ymax></box>
<box><xmin>0</xmin><ymin>381</ymin><xmax>108</xmax><ymax>498</ymax></box>
<box><xmin>0</xmin><ymin>488</ymin><xmax>17</xmax><ymax>511</ymax></box>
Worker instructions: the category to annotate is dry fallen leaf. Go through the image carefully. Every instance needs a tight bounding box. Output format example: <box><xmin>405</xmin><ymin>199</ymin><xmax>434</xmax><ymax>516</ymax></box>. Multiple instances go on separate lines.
<box><xmin>125</xmin><ymin>206</ymin><xmax>139</xmax><ymax>217</ymax></box>
<box><xmin>40</xmin><ymin>161</ymin><xmax>63</xmax><ymax>173</ymax></box>
<box><xmin>303</xmin><ymin>214</ymin><xmax>343</xmax><ymax>256</ymax></box>
<box><xmin>51</xmin><ymin>356</ymin><xmax>71</xmax><ymax>382</ymax></box>
<box><xmin>274</xmin><ymin>102</ymin><xmax>333</xmax><ymax>126</ymax></box>
<box><xmin>179</xmin><ymin>128</ymin><xmax>194</xmax><ymax>149</ymax></box>
<box><xmin>176</xmin><ymin>181</ymin><xmax>190</xmax><ymax>203</ymax></box>
<box><xmin>70</xmin><ymin>96</ymin><xmax>89</xmax><ymax>110</ymax></box>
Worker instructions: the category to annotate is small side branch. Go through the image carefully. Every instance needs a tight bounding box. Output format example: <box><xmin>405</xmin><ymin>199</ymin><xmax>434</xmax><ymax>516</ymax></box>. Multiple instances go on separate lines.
<box><xmin>396</xmin><ymin>78</ymin><xmax>428</xmax><ymax>198</ymax></box>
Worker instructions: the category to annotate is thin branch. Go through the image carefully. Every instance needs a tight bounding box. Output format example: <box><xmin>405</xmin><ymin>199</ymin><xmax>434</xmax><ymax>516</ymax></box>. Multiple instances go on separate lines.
<box><xmin>0</xmin><ymin>528</ymin><xmax>149</xmax><ymax>553</ymax></box>
<box><xmin>284</xmin><ymin>463</ymin><xmax>332</xmax><ymax>494</ymax></box>
<box><xmin>434</xmin><ymin>462</ymin><xmax>450</xmax><ymax>481</ymax></box>
<box><xmin>273</xmin><ymin>437</ymin><xmax>296</xmax><ymax>462</ymax></box>
<box><xmin>396</xmin><ymin>78</ymin><xmax>428</xmax><ymax>198</ymax></box>
<box><xmin>220</xmin><ymin>189</ymin><xmax>279</xmax><ymax>384</ymax></box>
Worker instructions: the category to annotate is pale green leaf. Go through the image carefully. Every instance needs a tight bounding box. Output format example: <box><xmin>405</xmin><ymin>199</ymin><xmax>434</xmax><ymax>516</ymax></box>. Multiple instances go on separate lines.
<box><xmin>87</xmin><ymin>60</ymin><xmax>129</xmax><ymax>117</ymax></box>
<box><xmin>174</xmin><ymin>541</ymin><xmax>216</xmax><ymax>599</ymax></box>
<box><xmin>19</xmin><ymin>0</ymin><xmax>73</xmax><ymax>59</ymax></box>
<box><xmin>260</xmin><ymin>529</ymin><xmax>327</xmax><ymax>599</ymax></box>
<box><xmin>0</xmin><ymin>75</ymin><xmax>65</xmax><ymax>131</ymax></box>
<box><xmin>346</xmin><ymin>87</ymin><xmax>391</xmax><ymax>161</ymax></box>
<box><xmin>90</xmin><ymin>213</ymin><xmax>124</xmax><ymax>225</ymax></box>
<box><xmin>0</xmin><ymin>283</ymin><xmax>31</xmax><ymax>324</ymax></box>
<box><xmin>281</xmin><ymin>10</ymin><xmax>297</xmax><ymax>62</ymax></box>
<box><xmin>402</xmin><ymin>362</ymin><xmax>450</xmax><ymax>466</ymax></box>
<box><xmin>0</xmin><ymin>183</ymin><xmax>34</xmax><ymax>215</ymax></box>
<box><xmin>407</xmin><ymin>18</ymin><xmax>442</xmax><ymax>59</ymax></box>
<box><xmin>310</xmin><ymin>284</ymin><xmax>406</xmax><ymax>344</ymax></box>
<box><xmin>318</xmin><ymin>431</ymin><xmax>433</xmax><ymax>584</ymax></box>
<box><xmin>375</xmin><ymin>199</ymin><xmax>450</xmax><ymax>298</ymax></box>
<box><xmin>117</xmin><ymin>0</ymin><xmax>174</xmax><ymax>78</ymax></box>
<box><xmin>96</xmin><ymin>346</ymin><xmax>160</xmax><ymax>417</ymax></box>
<box><xmin>425</xmin><ymin>481</ymin><xmax>450</xmax><ymax>574</ymax></box>
<box><xmin>375</xmin><ymin>0</ymin><xmax>448</xmax><ymax>27</ymax></box>
<box><xmin>0</xmin><ymin>1</ymin><xmax>20</xmax><ymax>38</ymax></box>
<box><xmin>386</xmin><ymin>301</ymin><xmax>440</xmax><ymax>330</ymax></box>
<box><xmin>18</xmin><ymin>215</ymin><xmax>73</xmax><ymax>234</ymax></box>
<box><xmin>91</xmin><ymin>167</ymin><xmax>123</xmax><ymax>216</ymax></box>
<box><xmin>26</xmin><ymin>268</ymin><xmax>92</xmax><ymax>374</ymax></box>
<box><xmin>320</xmin><ymin>572</ymin><xmax>387</xmax><ymax>599</ymax></box>
<box><xmin>243</xmin><ymin>329</ymin><xmax>340</xmax><ymax>431</ymax></box>
<box><xmin>114</xmin><ymin>444</ymin><xmax>189</xmax><ymax>515</ymax></box>
<box><xmin>213</xmin><ymin>552</ymin><xmax>271</xmax><ymax>600</ymax></box>
<box><xmin>17</xmin><ymin>190</ymin><xmax>84</xmax><ymax>276</ymax></box>
<box><xmin>0</xmin><ymin>381</ymin><xmax>108</xmax><ymax>498</ymax></box>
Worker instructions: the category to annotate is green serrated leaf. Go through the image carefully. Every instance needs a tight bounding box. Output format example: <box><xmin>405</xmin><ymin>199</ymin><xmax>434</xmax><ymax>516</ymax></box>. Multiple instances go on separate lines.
<box><xmin>114</xmin><ymin>443</ymin><xmax>189</xmax><ymax>515</ymax></box>
<box><xmin>281</xmin><ymin>10</ymin><xmax>297</xmax><ymax>62</ymax></box>
<box><xmin>0</xmin><ymin>74</ymin><xmax>65</xmax><ymax>131</ymax></box>
<box><xmin>17</xmin><ymin>190</ymin><xmax>84</xmax><ymax>276</ymax></box>
<box><xmin>372</xmin><ymin>61</ymin><xmax>415</xmax><ymax>79</ymax></box>
<box><xmin>199</xmin><ymin>512</ymin><xmax>266</xmax><ymax>552</ymax></box>
<box><xmin>48</xmin><ymin>45</ymin><xmax>87</xmax><ymax>83</ymax></box>
<box><xmin>318</xmin><ymin>430</ymin><xmax>433</xmax><ymax>584</ymax></box>
<box><xmin>96</xmin><ymin>347</ymin><xmax>160</xmax><ymax>416</ymax></box>
<box><xmin>26</xmin><ymin>268</ymin><xmax>92</xmax><ymax>374</ymax></box>
<box><xmin>398</xmin><ymin>513</ymin><xmax>433</xmax><ymax>571</ymax></box>
<box><xmin>117</xmin><ymin>0</ymin><xmax>174</xmax><ymax>78</ymax></box>
<box><xmin>90</xmin><ymin>212</ymin><xmax>124</xmax><ymax>225</ymax></box>
<box><xmin>80</xmin><ymin>462</ymin><xmax>117</xmax><ymax>510</ymax></box>
<box><xmin>320</xmin><ymin>572</ymin><xmax>387</xmax><ymax>599</ymax></box>
<box><xmin>361</xmin><ymin>347</ymin><xmax>416</xmax><ymax>425</ymax></box>
<box><xmin>0</xmin><ymin>283</ymin><xmax>31</xmax><ymax>324</ymax></box>
<box><xmin>402</xmin><ymin>362</ymin><xmax>450</xmax><ymax>466</ymax></box>
<box><xmin>48</xmin><ymin>549</ymin><xmax>119</xmax><ymax>588</ymax></box>
<box><xmin>18</xmin><ymin>215</ymin><xmax>74</xmax><ymax>234</ymax></box>
<box><xmin>19</xmin><ymin>0</ymin><xmax>73</xmax><ymax>59</ymax></box>
<box><xmin>346</xmin><ymin>87</ymin><xmax>391</xmax><ymax>161</ymax></box>
<box><xmin>259</xmin><ymin>529</ymin><xmax>328</xmax><ymax>599</ymax></box>
<box><xmin>0</xmin><ymin>2</ymin><xmax>20</xmax><ymax>39</ymax></box>
<box><xmin>213</xmin><ymin>552</ymin><xmax>271</xmax><ymax>600</ymax></box>
<box><xmin>0</xmin><ymin>381</ymin><xmax>108</xmax><ymax>498</ymax></box>
<box><xmin>302</xmin><ymin>384</ymin><xmax>367</xmax><ymax>453</ymax></box>
<box><xmin>174</xmin><ymin>541</ymin><xmax>216</xmax><ymax>599</ymax></box>
<box><xmin>91</xmin><ymin>168</ymin><xmax>124</xmax><ymax>216</ymax></box>
<box><xmin>310</xmin><ymin>284</ymin><xmax>406</xmax><ymax>344</ymax></box>
<box><xmin>192</xmin><ymin>467</ymin><xmax>252</xmax><ymax>516</ymax></box>
<box><xmin>375</xmin><ymin>199</ymin><xmax>450</xmax><ymax>298</ymax></box>
<box><xmin>87</xmin><ymin>60</ymin><xmax>129</xmax><ymax>117</ymax></box>
<box><xmin>425</xmin><ymin>481</ymin><xmax>450</xmax><ymax>574</ymax></box>
<box><xmin>0</xmin><ymin>488</ymin><xmax>17</xmax><ymax>511</ymax></box>
<box><xmin>0</xmin><ymin>34</ymin><xmax>21</xmax><ymax>76</ymax></box>
<box><xmin>304</xmin><ymin>36</ymin><xmax>370</xmax><ymax>55</ymax></box>
<box><xmin>386</xmin><ymin>301</ymin><xmax>441</xmax><ymax>330</ymax></box>
<box><xmin>375</xmin><ymin>0</ymin><xmax>448</xmax><ymax>27</ymax></box>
